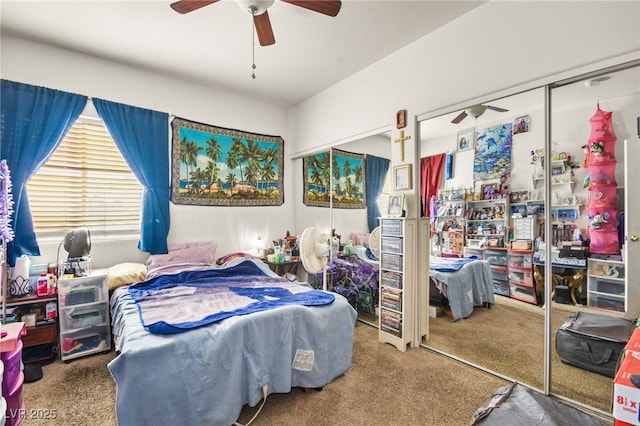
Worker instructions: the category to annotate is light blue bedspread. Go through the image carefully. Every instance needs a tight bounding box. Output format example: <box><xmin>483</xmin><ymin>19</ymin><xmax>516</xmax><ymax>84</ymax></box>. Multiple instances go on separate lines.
<box><xmin>108</xmin><ymin>259</ymin><xmax>357</xmax><ymax>426</ymax></box>
<box><xmin>128</xmin><ymin>260</ymin><xmax>335</xmax><ymax>334</ymax></box>
<box><xmin>430</xmin><ymin>257</ymin><xmax>494</xmax><ymax>321</ymax></box>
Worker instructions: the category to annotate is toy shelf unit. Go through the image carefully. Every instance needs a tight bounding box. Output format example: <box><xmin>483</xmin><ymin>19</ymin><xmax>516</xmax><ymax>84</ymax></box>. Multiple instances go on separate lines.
<box><xmin>465</xmin><ymin>198</ymin><xmax>509</xmax><ymax>250</ymax></box>
<box><xmin>432</xmin><ymin>197</ymin><xmax>466</xmax><ymax>257</ymax></box>
<box><xmin>57</xmin><ymin>270</ymin><xmax>111</xmax><ymax>362</ymax></box>
<box><xmin>378</xmin><ymin>218</ymin><xmax>415</xmax><ymax>352</ymax></box>
<box><xmin>532</xmin><ymin>159</ymin><xmax>576</xmax><ymax>191</ymax></box>
<box><xmin>587</xmin><ymin>258</ymin><xmax>626</xmax><ymax>313</ymax></box>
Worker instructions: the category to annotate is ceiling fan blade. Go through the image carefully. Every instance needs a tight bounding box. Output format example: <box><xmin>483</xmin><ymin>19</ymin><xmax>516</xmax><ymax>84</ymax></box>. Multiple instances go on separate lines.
<box><xmin>254</xmin><ymin>11</ymin><xmax>276</xmax><ymax>46</ymax></box>
<box><xmin>451</xmin><ymin>111</ymin><xmax>468</xmax><ymax>124</ymax></box>
<box><xmin>282</xmin><ymin>0</ymin><xmax>342</xmax><ymax>17</ymax></box>
<box><xmin>486</xmin><ymin>105</ymin><xmax>509</xmax><ymax>113</ymax></box>
<box><xmin>170</xmin><ymin>0</ymin><xmax>220</xmax><ymax>14</ymax></box>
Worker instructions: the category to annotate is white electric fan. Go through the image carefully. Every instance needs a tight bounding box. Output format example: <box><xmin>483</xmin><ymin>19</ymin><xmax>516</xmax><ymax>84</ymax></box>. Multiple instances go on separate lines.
<box><xmin>368</xmin><ymin>226</ymin><xmax>381</xmax><ymax>260</ymax></box>
<box><xmin>299</xmin><ymin>226</ymin><xmax>331</xmax><ymax>290</ymax></box>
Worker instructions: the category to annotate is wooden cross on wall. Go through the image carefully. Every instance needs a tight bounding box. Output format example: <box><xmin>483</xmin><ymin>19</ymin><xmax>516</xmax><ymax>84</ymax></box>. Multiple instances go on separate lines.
<box><xmin>394</xmin><ymin>130</ymin><xmax>411</xmax><ymax>162</ymax></box>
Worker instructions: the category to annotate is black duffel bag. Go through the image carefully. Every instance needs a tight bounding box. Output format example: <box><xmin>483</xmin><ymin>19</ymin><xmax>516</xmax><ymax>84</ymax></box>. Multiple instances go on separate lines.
<box><xmin>556</xmin><ymin>311</ymin><xmax>636</xmax><ymax>378</ymax></box>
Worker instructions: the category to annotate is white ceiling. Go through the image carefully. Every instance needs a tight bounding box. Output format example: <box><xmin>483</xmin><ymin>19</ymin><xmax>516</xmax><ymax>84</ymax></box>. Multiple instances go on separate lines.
<box><xmin>0</xmin><ymin>0</ymin><xmax>484</xmax><ymax>108</ymax></box>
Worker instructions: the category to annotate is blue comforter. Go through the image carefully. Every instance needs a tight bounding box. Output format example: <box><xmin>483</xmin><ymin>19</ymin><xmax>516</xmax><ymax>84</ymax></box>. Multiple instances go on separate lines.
<box><xmin>108</xmin><ymin>259</ymin><xmax>357</xmax><ymax>426</ymax></box>
<box><xmin>128</xmin><ymin>260</ymin><xmax>335</xmax><ymax>334</ymax></box>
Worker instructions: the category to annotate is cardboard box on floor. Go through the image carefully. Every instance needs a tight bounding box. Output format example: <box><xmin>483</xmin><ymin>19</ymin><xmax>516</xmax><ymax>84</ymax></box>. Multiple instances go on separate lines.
<box><xmin>614</xmin><ymin>328</ymin><xmax>640</xmax><ymax>426</ymax></box>
<box><xmin>625</xmin><ymin>327</ymin><xmax>640</xmax><ymax>357</ymax></box>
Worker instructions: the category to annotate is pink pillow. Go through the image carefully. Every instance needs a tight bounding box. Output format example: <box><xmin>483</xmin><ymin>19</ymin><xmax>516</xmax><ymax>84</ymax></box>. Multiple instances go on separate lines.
<box><xmin>350</xmin><ymin>232</ymin><xmax>371</xmax><ymax>247</ymax></box>
<box><xmin>145</xmin><ymin>259</ymin><xmax>213</xmax><ymax>280</ymax></box>
<box><xmin>146</xmin><ymin>244</ymin><xmax>218</xmax><ymax>268</ymax></box>
<box><xmin>167</xmin><ymin>240</ymin><xmax>215</xmax><ymax>252</ymax></box>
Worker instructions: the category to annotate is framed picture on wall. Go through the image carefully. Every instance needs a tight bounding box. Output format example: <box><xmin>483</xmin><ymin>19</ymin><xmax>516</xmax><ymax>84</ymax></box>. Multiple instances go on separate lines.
<box><xmin>456</xmin><ymin>128</ymin><xmax>474</xmax><ymax>152</ymax></box>
<box><xmin>394</xmin><ymin>164</ymin><xmax>412</xmax><ymax>190</ymax></box>
<box><xmin>513</xmin><ymin>114</ymin><xmax>531</xmax><ymax>134</ymax></box>
<box><xmin>388</xmin><ymin>193</ymin><xmax>405</xmax><ymax>217</ymax></box>
<box><xmin>481</xmin><ymin>183</ymin><xmax>499</xmax><ymax>200</ymax></box>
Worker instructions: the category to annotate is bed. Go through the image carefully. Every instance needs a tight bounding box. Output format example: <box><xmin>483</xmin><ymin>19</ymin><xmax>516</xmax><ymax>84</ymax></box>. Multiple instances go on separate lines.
<box><xmin>106</xmin><ymin>249</ymin><xmax>357</xmax><ymax>426</ymax></box>
<box><xmin>429</xmin><ymin>256</ymin><xmax>494</xmax><ymax>321</ymax></box>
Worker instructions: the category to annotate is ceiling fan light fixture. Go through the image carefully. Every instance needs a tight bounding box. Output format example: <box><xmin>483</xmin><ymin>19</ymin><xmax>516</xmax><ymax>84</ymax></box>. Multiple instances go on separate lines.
<box><xmin>236</xmin><ymin>0</ymin><xmax>274</xmax><ymax>15</ymax></box>
<box><xmin>467</xmin><ymin>104</ymin><xmax>488</xmax><ymax>119</ymax></box>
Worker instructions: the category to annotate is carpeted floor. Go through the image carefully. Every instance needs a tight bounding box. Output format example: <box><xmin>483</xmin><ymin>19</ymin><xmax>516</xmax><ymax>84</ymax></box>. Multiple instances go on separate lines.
<box><xmin>20</xmin><ymin>323</ymin><xmax>511</xmax><ymax>426</ymax></box>
<box><xmin>426</xmin><ymin>295</ymin><xmax>615</xmax><ymax>413</ymax></box>
<box><xmin>19</xmin><ymin>315</ymin><xmax>614</xmax><ymax>425</ymax></box>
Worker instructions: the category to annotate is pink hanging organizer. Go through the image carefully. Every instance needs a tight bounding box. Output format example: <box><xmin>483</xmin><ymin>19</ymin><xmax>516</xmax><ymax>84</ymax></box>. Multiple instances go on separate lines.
<box><xmin>587</xmin><ymin>104</ymin><xmax>619</xmax><ymax>255</ymax></box>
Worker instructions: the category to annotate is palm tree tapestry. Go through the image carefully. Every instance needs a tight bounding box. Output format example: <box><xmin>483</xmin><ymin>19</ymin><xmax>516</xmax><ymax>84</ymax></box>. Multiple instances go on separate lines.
<box><xmin>303</xmin><ymin>148</ymin><xmax>366</xmax><ymax>209</ymax></box>
<box><xmin>171</xmin><ymin>117</ymin><xmax>284</xmax><ymax>206</ymax></box>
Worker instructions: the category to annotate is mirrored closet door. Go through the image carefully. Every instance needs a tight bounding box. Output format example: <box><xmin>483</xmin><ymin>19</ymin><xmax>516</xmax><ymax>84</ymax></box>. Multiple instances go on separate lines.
<box><xmin>328</xmin><ymin>133</ymin><xmax>391</xmax><ymax>327</ymax></box>
<box><xmin>418</xmin><ymin>87</ymin><xmax>547</xmax><ymax>393</ymax></box>
<box><xmin>294</xmin><ymin>131</ymin><xmax>391</xmax><ymax>327</ymax></box>
<box><xmin>419</xmin><ymin>60</ymin><xmax>640</xmax><ymax>417</ymax></box>
<box><xmin>548</xmin><ymin>62</ymin><xmax>640</xmax><ymax>414</ymax></box>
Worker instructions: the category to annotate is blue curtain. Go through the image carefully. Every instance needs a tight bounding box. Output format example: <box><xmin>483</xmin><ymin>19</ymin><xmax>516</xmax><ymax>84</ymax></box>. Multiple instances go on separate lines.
<box><xmin>0</xmin><ymin>80</ymin><xmax>87</xmax><ymax>265</ymax></box>
<box><xmin>365</xmin><ymin>155</ymin><xmax>390</xmax><ymax>231</ymax></box>
<box><xmin>93</xmin><ymin>98</ymin><xmax>170</xmax><ymax>254</ymax></box>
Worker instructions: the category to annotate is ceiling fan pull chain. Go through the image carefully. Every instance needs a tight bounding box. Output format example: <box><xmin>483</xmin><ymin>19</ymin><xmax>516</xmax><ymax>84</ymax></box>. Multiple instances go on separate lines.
<box><xmin>251</xmin><ymin>6</ymin><xmax>257</xmax><ymax>79</ymax></box>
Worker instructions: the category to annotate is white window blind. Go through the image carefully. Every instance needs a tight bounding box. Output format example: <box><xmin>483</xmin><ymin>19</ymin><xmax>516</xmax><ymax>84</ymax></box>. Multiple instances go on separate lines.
<box><xmin>376</xmin><ymin>169</ymin><xmax>392</xmax><ymax>215</ymax></box>
<box><xmin>27</xmin><ymin>119</ymin><xmax>143</xmax><ymax>234</ymax></box>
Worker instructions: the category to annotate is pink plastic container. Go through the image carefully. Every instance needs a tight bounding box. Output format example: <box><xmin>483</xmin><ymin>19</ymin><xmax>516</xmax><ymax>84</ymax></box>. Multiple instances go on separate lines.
<box><xmin>1</xmin><ymin>339</ymin><xmax>22</xmax><ymax>395</ymax></box>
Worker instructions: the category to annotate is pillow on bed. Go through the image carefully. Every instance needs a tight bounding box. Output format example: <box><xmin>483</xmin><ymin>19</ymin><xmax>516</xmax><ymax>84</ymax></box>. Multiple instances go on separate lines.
<box><xmin>350</xmin><ymin>232</ymin><xmax>371</xmax><ymax>248</ymax></box>
<box><xmin>167</xmin><ymin>240</ymin><xmax>215</xmax><ymax>252</ymax></box>
<box><xmin>107</xmin><ymin>262</ymin><xmax>147</xmax><ymax>290</ymax></box>
<box><xmin>146</xmin><ymin>244</ymin><xmax>218</xmax><ymax>269</ymax></box>
<box><xmin>145</xmin><ymin>258</ymin><xmax>213</xmax><ymax>280</ymax></box>
<box><xmin>215</xmin><ymin>252</ymin><xmax>253</xmax><ymax>267</ymax></box>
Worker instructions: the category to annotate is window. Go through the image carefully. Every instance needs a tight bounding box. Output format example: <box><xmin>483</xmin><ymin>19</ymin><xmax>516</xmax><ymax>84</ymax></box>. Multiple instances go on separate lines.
<box><xmin>27</xmin><ymin>118</ymin><xmax>143</xmax><ymax>236</ymax></box>
<box><xmin>376</xmin><ymin>169</ymin><xmax>392</xmax><ymax>215</ymax></box>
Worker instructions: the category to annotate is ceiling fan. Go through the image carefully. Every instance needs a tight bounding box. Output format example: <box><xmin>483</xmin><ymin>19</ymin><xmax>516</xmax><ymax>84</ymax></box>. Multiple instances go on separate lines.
<box><xmin>170</xmin><ymin>0</ymin><xmax>342</xmax><ymax>46</ymax></box>
<box><xmin>450</xmin><ymin>104</ymin><xmax>509</xmax><ymax>124</ymax></box>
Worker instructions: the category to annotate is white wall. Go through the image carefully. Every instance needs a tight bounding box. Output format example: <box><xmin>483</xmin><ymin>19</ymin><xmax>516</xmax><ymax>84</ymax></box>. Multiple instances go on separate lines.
<box><xmin>288</xmin><ymin>1</ymin><xmax>640</xmax><ymax>164</ymax></box>
<box><xmin>1</xmin><ymin>36</ymin><xmax>293</xmax><ymax>267</ymax></box>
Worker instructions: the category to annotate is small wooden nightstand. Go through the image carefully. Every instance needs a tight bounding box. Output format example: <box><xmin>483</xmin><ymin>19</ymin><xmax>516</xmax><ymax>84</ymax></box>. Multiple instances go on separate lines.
<box><xmin>264</xmin><ymin>260</ymin><xmax>300</xmax><ymax>276</ymax></box>
<box><xmin>4</xmin><ymin>294</ymin><xmax>58</xmax><ymax>354</ymax></box>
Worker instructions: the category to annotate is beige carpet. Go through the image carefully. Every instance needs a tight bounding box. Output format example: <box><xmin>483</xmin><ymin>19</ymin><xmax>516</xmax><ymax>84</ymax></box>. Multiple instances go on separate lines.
<box><xmin>20</xmin><ymin>323</ymin><xmax>512</xmax><ymax>426</ymax></box>
<box><xmin>19</xmin><ymin>318</ymin><xmax>614</xmax><ymax>425</ymax></box>
<box><xmin>426</xmin><ymin>295</ymin><xmax>615</xmax><ymax>413</ymax></box>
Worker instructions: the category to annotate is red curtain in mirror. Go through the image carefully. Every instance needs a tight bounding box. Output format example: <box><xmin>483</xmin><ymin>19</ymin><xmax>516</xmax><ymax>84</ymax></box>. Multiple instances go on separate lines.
<box><xmin>420</xmin><ymin>153</ymin><xmax>445</xmax><ymax>217</ymax></box>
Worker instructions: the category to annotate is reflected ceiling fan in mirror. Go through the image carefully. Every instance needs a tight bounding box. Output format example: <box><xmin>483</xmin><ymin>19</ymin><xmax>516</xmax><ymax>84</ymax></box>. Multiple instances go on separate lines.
<box><xmin>170</xmin><ymin>0</ymin><xmax>342</xmax><ymax>46</ymax></box>
<box><xmin>450</xmin><ymin>104</ymin><xmax>509</xmax><ymax>125</ymax></box>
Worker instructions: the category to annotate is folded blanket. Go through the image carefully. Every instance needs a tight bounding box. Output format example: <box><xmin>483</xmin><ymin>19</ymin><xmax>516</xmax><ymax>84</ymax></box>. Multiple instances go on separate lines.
<box><xmin>429</xmin><ymin>256</ymin><xmax>479</xmax><ymax>272</ymax></box>
<box><xmin>129</xmin><ymin>259</ymin><xmax>335</xmax><ymax>334</ymax></box>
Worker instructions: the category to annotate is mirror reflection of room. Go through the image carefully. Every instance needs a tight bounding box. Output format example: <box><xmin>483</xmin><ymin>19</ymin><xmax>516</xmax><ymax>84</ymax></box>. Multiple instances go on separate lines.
<box><xmin>297</xmin><ymin>133</ymin><xmax>391</xmax><ymax>327</ymax></box>
<box><xmin>418</xmin><ymin>63</ymin><xmax>639</xmax><ymax>416</ymax></box>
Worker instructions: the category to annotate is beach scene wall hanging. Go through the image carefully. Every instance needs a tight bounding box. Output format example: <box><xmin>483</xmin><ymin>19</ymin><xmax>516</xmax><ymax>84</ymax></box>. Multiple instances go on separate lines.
<box><xmin>171</xmin><ymin>117</ymin><xmax>284</xmax><ymax>206</ymax></box>
<box><xmin>303</xmin><ymin>148</ymin><xmax>366</xmax><ymax>208</ymax></box>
